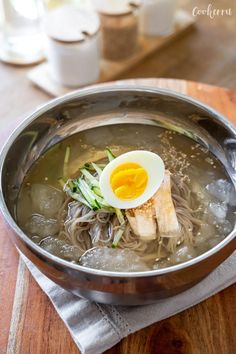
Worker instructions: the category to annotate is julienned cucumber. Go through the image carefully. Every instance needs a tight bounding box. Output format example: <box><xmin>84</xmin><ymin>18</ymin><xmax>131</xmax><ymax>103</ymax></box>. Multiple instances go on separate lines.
<box><xmin>106</xmin><ymin>147</ymin><xmax>116</xmax><ymax>162</ymax></box>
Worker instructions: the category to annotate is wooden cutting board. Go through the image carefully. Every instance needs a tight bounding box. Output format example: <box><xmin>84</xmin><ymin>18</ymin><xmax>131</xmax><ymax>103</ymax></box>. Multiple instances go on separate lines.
<box><xmin>0</xmin><ymin>79</ymin><xmax>236</xmax><ymax>354</ymax></box>
<box><xmin>27</xmin><ymin>10</ymin><xmax>195</xmax><ymax>97</ymax></box>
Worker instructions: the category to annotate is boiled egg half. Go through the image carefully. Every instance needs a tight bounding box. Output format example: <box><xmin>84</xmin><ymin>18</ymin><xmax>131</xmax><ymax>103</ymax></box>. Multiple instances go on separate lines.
<box><xmin>99</xmin><ymin>150</ymin><xmax>165</xmax><ymax>209</ymax></box>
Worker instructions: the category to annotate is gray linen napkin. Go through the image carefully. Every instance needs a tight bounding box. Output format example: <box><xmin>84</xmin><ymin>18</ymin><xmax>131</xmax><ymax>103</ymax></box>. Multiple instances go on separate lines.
<box><xmin>22</xmin><ymin>252</ymin><xmax>236</xmax><ymax>354</ymax></box>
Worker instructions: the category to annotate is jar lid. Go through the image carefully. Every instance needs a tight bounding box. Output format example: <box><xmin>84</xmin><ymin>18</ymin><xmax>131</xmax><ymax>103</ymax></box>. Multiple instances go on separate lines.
<box><xmin>44</xmin><ymin>5</ymin><xmax>100</xmax><ymax>43</ymax></box>
<box><xmin>94</xmin><ymin>0</ymin><xmax>139</xmax><ymax>16</ymax></box>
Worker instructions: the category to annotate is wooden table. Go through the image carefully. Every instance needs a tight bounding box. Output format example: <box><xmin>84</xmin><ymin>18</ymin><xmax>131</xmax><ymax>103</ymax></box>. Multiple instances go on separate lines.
<box><xmin>122</xmin><ymin>0</ymin><xmax>236</xmax><ymax>90</ymax></box>
<box><xmin>0</xmin><ymin>77</ymin><xmax>236</xmax><ymax>354</ymax></box>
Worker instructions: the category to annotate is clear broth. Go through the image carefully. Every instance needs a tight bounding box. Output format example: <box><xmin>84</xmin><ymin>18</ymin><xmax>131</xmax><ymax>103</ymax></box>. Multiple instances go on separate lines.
<box><xmin>17</xmin><ymin>124</ymin><xmax>236</xmax><ymax>271</ymax></box>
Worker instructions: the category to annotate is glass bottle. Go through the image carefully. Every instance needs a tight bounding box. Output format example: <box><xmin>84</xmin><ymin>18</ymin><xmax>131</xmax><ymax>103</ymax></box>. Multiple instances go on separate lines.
<box><xmin>0</xmin><ymin>0</ymin><xmax>44</xmax><ymax>65</ymax></box>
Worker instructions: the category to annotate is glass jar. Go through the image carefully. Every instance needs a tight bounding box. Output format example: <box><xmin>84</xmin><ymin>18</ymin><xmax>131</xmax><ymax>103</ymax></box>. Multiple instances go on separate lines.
<box><xmin>94</xmin><ymin>1</ymin><xmax>139</xmax><ymax>61</ymax></box>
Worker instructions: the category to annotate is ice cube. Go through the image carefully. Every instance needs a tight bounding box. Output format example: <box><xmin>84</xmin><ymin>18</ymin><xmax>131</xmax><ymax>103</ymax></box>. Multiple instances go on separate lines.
<box><xmin>216</xmin><ymin>220</ymin><xmax>232</xmax><ymax>235</ymax></box>
<box><xmin>80</xmin><ymin>247</ymin><xmax>149</xmax><ymax>272</ymax></box>
<box><xmin>192</xmin><ymin>181</ymin><xmax>208</xmax><ymax>202</ymax></box>
<box><xmin>31</xmin><ymin>184</ymin><xmax>64</xmax><ymax>218</ymax></box>
<box><xmin>198</xmin><ymin>223</ymin><xmax>216</xmax><ymax>239</ymax></box>
<box><xmin>40</xmin><ymin>236</ymin><xmax>63</xmax><ymax>253</ymax></box>
<box><xmin>40</xmin><ymin>236</ymin><xmax>81</xmax><ymax>261</ymax></box>
<box><xmin>60</xmin><ymin>244</ymin><xmax>82</xmax><ymax>261</ymax></box>
<box><xmin>206</xmin><ymin>179</ymin><xmax>236</xmax><ymax>206</ymax></box>
<box><xmin>208</xmin><ymin>202</ymin><xmax>227</xmax><ymax>221</ymax></box>
<box><xmin>169</xmin><ymin>245</ymin><xmax>197</xmax><ymax>264</ymax></box>
<box><xmin>194</xmin><ymin>223</ymin><xmax>216</xmax><ymax>247</ymax></box>
<box><xmin>26</xmin><ymin>214</ymin><xmax>59</xmax><ymax>238</ymax></box>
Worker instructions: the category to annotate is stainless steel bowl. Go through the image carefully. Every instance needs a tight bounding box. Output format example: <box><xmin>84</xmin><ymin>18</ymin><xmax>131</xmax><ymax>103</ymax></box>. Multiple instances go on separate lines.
<box><xmin>0</xmin><ymin>86</ymin><xmax>235</xmax><ymax>305</ymax></box>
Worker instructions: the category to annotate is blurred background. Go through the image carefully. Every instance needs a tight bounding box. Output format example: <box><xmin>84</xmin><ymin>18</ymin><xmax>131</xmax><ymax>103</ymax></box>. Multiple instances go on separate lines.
<box><xmin>0</xmin><ymin>0</ymin><xmax>235</xmax><ymax>126</ymax></box>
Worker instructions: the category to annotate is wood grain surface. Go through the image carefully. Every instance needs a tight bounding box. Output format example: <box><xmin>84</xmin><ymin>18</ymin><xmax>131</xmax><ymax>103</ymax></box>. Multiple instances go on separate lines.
<box><xmin>121</xmin><ymin>0</ymin><xmax>236</xmax><ymax>90</ymax></box>
<box><xmin>0</xmin><ymin>78</ymin><xmax>236</xmax><ymax>354</ymax></box>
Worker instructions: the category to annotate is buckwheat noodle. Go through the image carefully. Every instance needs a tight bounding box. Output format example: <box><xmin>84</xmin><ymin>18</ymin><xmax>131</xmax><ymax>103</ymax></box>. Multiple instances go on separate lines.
<box><xmin>55</xmin><ymin>175</ymin><xmax>202</xmax><ymax>263</ymax></box>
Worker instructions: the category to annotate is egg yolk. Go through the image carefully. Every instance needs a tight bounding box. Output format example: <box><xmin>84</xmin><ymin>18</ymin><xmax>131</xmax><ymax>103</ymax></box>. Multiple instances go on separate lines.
<box><xmin>110</xmin><ymin>163</ymin><xmax>148</xmax><ymax>200</ymax></box>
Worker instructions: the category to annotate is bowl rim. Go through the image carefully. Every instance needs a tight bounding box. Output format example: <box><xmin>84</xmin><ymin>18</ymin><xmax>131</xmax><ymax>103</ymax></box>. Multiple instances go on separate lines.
<box><xmin>0</xmin><ymin>84</ymin><xmax>235</xmax><ymax>278</ymax></box>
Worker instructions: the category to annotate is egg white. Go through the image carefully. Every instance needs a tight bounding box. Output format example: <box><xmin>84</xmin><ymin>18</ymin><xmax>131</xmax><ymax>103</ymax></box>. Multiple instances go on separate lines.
<box><xmin>99</xmin><ymin>150</ymin><xmax>165</xmax><ymax>209</ymax></box>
